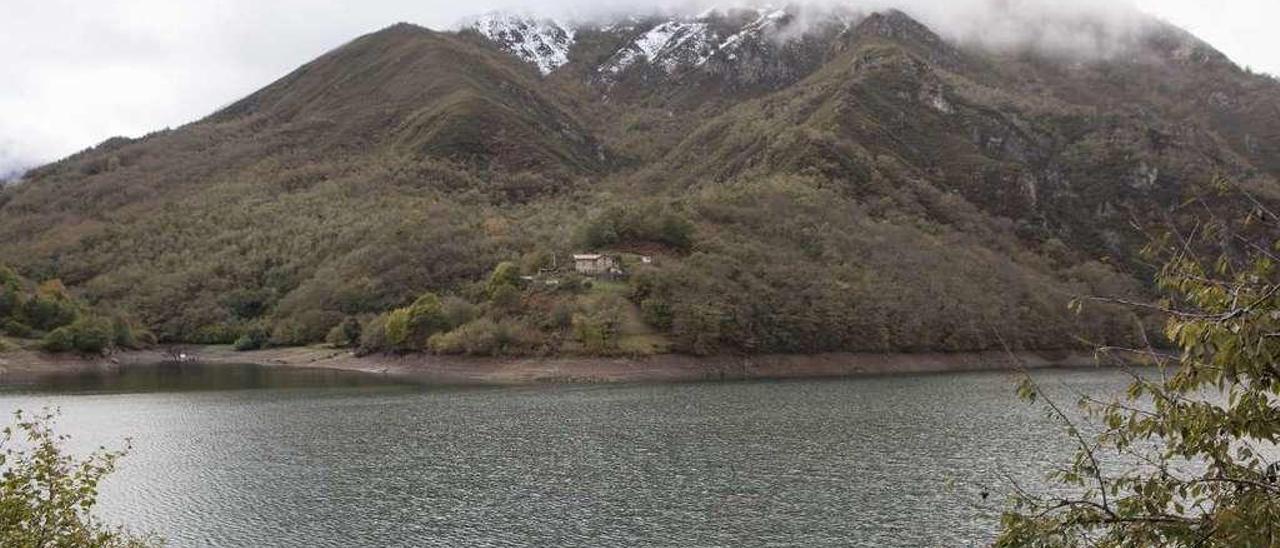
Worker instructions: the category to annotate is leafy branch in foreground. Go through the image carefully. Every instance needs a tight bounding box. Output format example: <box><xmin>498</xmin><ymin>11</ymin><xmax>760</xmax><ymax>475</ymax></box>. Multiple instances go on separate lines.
<box><xmin>0</xmin><ymin>410</ymin><xmax>160</xmax><ymax>548</ymax></box>
<box><xmin>998</xmin><ymin>186</ymin><xmax>1280</xmax><ymax>547</ymax></box>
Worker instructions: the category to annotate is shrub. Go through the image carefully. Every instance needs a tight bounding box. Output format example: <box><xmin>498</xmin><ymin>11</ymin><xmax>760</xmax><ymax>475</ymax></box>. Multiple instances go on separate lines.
<box><xmin>997</xmin><ymin>198</ymin><xmax>1280</xmax><ymax>547</ymax></box>
<box><xmin>577</xmin><ymin>205</ymin><xmax>695</xmax><ymax>251</ymax></box>
<box><xmin>22</xmin><ymin>294</ymin><xmax>78</xmax><ymax>332</ymax></box>
<box><xmin>111</xmin><ymin>317</ymin><xmax>138</xmax><ymax>350</ymax></box>
<box><xmin>571</xmin><ymin>315</ymin><xmax>608</xmax><ymax>354</ymax></box>
<box><xmin>0</xmin><ymin>410</ymin><xmax>161</xmax><ymax>547</ymax></box>
<box><xmin>233</xmin><ymin>323</ymin><xmax>271</xmax><ymax>351</ymax></box>
<box><xmin>0</xmin><ymin>264</ymin><xmax>20</xmax><ymax>290</ymax></box>
<box><xmin>270</xmin><ymin>310</ymin><xmax>343</xmax><ymax>346</ymax></box>
<box><xmin>577</xmin><ymin>217</ymin><xmax>619</xmax><ymax>250</ymax></box>
<box><xmin>109</xmin><ymin>315</ymin><xmax>152</xmax><ymax>350</ymax></box>
<box><xmin>2</xmin><ymin>319</ymin><xmax>33</xmax><ymax>338</ymax></box>
<box><xmin>188</xmin><ymin>323</ymin><xmax>239</xmax><ymax>345</ymax></box>
<box><xmin>384</xmin><ymin>292</ymin><xmax>448</xmax><ymax>350</ymax></box>
<box><xmin>669</xmin><ymin>304</ymin><xmax>723</xmax><ymax>356</ymax></box>
<box><xmin>639</xmin><ymin>298</ymin><xmax>673</xmax><ymax>330</ymax></box>
<box><xmin>221</xmin><ymin>288</ymin><xmax>273</xmax><ymax>319</ymax></box>
<box><xmin>40</xmin><ymin>329</ymin><xmax>71</xmax><ymax>353</ymax></box>
<box><xmin>440</xmin><ymin>296</ymin><xmax>479</xmax><ymax>330</ymax></box>
<box><xmin>519</xmin><ymin>250</ymin><xmax>554</xmax><ymax>275</ymax></box>
<box><xmin>325</xmin><ymin>317</ymin><xmax>362</xmax><ymax>348</ymax></box>
<box><xmin>489</xmin><ymin>284</ymin><xmax>522</xmax><ymax>314</ymax></box>
<box><xmin>231</xmin><ymin>335</ymin><xmax>258</xmax><ymax>351</ymax></box>
<box><xmin>356</xmin><ymin>314</ymin><xmax>391</xmax><ymax>355</ymax></box>
<box><xmin>72</xmin><ymin>318</ymin><xmax>114</xmax><ymax>354</ymax></box>
<box><xmin>384</xmin><ymin>308</ymin><xmax>413</xmax><ymax>349</ymax></box>
<box><xmin>546</xmin><ymin>301</ymin><xmax>574</xmax><ymax>330</ymax></box>
<box><xmin>658</xmin><ymin>214</ymin><xmax>694</xmax><ymax>250</ymax></box>
<box><xmin>485</xmin><ymin>262</ymin><xmax>521</xmax><ymax>298</ymax></box>
<box><xmin>42</xmin><ymin>317</ymin><xmax>114</xmax><ymax>354</ymax></box>
<box><xmin>135</xmin><ymin>330</ymin><xmax>158</xmax><ymax>347</ymax></box>
<box><xmin>428</xmin><ymin>318</ymin><xmax>542</xmax><ymax>356</ymax></box>
<box><xmin>572</xmin><ymin>296</ymin><xmax>625</xmax><ymax>354</ymax></box>
<box><xmin>428</xmin><ymin>318</ymin><xmax>501</xmax><ymax>355</ymax></box>
<box><xmin>0</xmin><ymin>285</ymin><xmax>20</xmax><ymax>319</ymax></box>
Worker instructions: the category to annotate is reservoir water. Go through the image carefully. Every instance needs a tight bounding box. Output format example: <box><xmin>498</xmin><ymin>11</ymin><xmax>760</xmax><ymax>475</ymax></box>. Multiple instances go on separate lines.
<box><xmin>0</xmin><ymin>364</ymin><xmax>1134</xmax><ymax>547</ymax></box>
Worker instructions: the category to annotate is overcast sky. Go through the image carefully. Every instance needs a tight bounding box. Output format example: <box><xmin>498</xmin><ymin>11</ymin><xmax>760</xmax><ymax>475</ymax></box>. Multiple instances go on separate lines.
<box><xmin>1</xmin><ymin>0</ymin><xmax>1276</xmax><ymax>174</ymax></box>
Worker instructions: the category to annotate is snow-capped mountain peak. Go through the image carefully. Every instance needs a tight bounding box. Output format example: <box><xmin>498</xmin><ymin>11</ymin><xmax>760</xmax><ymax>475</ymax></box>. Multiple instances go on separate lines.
<box><xmin>463</xmin><ymin>12</ymin><xmax>575</xmax><ymax>75</ymax></box>
<box><xmin>461</xmin><ymin>7</ymin><xmax>854</xmax><ymax>80</ymax></box>
<box><xmin>598</xmin><ymin>6</ymin><xmax>811</xmax><ymax>76</ymax></box>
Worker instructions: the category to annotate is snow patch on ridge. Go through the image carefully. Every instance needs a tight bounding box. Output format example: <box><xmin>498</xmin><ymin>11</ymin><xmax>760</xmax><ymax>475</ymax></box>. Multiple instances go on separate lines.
<box><xmin>599</xmin><ymin>6</ymin><xmax>823</xmax><ymax>76</ymax></box>
<box><xmin>719</xmin><ymin>7</ymin><xmax>790</xmax><ymax>59</ymax></box>
<box><xmin>461</xmin><ymin>6</ymin><xmax>853</xmax><ymax>80</ymax></box>
<box><xmin>605</xmin><ymin>21</ymin><xmax>714</xmax><ymax>74</ymax></box>
<box><xmin>464</xmin><ymin>12</ymin><xmax>575</xmax><ymax>75</ymax></box>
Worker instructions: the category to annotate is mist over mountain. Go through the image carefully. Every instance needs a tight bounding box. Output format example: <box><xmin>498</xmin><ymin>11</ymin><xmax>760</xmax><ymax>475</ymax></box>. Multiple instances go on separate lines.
<box><xmin>0</xmin><ymin>141</ymin><xmax>30</xmax><ymax>183</ymax></box>
<box><xmin>1</xmin><ymin>5</ymin><xmax>1277</xmax><ymax>355</ymax></box>
<box><xmin>460</xmin><ymin>1</ymin><xmax>1177</xmax><ymax>63</ymax></box>
<box><xmin>0</xmin><ymin>168</ymin><xmax>21</xmax><ymax>183</ymax></box>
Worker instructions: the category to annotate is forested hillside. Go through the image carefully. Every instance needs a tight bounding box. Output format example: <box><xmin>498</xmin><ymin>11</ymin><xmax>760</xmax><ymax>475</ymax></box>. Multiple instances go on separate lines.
<box><xmin>2</xmin><ymin>7</ymin><xmax>1278</xmax><ymax>356</ymax></box>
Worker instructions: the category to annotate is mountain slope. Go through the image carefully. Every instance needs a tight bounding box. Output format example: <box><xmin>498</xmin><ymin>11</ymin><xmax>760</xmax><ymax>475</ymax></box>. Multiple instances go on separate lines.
<box><xmin>0</xmin><ymin>24</ymin><xmax>603</xmax><ymax>341</ymax></box>
<box><xmin>2</xmin><ymin>7</ymin><xmax>1277</xmax><ymax>355</ymax></box>
<box><xmin>644</xmin><ymin>10</ymin><xmax>1278</xmax><ymax>256</ymax></box>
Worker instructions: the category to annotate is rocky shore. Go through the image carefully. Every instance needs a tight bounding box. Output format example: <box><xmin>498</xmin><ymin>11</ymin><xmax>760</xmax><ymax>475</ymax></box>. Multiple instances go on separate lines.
<box><xmin>0</xmin><ymin>345</ymin><xmax>1107</xmax><ymax>386</ymax></box>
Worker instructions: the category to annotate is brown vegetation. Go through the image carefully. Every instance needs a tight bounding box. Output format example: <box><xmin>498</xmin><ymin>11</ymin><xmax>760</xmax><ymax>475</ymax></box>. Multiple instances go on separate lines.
<box><xmin>1</xmin><ymin>11</ymin><xmax>1278</xmax><ymax>357</ymax></box>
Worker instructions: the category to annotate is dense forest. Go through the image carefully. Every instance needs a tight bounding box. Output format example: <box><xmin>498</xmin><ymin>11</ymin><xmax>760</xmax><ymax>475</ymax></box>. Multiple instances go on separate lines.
<box><xmin>2</xmin><ymin>8</ymin><xmax>1278</xmax><ymax>357</ymax></box>
<box><xmin>0</xmin><ymin>264</ymin><xmax>150</xmax><ymax>354</ymax></box>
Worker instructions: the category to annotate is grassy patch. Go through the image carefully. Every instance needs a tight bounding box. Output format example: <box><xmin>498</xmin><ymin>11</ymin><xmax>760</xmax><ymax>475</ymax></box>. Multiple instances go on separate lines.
<box><xmin>586</xmin><ymin>279</ymin><xmax>630</xmax><ymax>297</ymax></box>
<box><xmin>618</xmin><ymin>333</ymin><xmax>671</xmax><ymax>355</ymax></box>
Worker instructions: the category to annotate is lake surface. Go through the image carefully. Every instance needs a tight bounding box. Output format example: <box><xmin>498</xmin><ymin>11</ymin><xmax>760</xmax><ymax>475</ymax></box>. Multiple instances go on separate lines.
<box><xmin>0</xmin><ymin>364</ymin><xmax>1135</xmax><ymax>547</ymax></box>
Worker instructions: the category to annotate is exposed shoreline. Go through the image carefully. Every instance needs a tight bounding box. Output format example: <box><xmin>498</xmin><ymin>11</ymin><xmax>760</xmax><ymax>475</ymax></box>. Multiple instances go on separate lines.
<box><xmin>0</xmin><ymin>345</ymin><xmax>1108</xmax><ymax>386</ymax></box>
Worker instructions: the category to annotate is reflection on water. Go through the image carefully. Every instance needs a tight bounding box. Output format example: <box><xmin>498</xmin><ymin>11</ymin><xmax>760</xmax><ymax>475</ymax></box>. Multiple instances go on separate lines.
<box><xmin>7</xmin><ymin>362</ymin><xmax>407</xmax><ymax>394</ymax></box>
<box><xmin>0</xmin><ymin>365</ymin><xmax>1137</xmax><ymax>547</ymax></box>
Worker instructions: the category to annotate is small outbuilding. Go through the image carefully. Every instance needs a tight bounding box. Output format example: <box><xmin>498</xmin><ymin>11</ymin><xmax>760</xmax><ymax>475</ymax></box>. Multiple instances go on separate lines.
<box><xmin>573</xmin><ymin>254</ymin><xmax>618</xmax><ymax>276</ymax></box>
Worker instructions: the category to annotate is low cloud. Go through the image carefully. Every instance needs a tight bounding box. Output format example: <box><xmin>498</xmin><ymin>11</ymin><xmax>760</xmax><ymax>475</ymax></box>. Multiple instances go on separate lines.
<box><xmin>897</xmin><ymin>0</ymin><xmax>1159</xmax><ymax>60</ymax></box>
<box><xmin>537</xmin><ymin>0</ymin><xmax>1159</xmax><ymax>60</ymax></box>
<box><xmin>0</xmin><ymin>139</ymin><xmax>32</xmax><ymax>182</ymax></box>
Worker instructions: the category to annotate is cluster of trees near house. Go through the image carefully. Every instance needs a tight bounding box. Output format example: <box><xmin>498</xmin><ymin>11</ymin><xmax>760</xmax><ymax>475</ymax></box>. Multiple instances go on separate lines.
<box><xmin>0</xmin><ymin>172</ymin><xmax>1151</xmax><ymax>357</ymax></box>
<box><xmin>218</xmin><ymin>177</ymin><xmax>1147</xmax><ymax>358</ymax></box>
<box><xmin>0</xmin><ymin>264</ymin><xmax>151</xmax><ymax>354</ymax></box>
<box><xmin>299</xmin><ymin>259</ymin><xmax>656</xmax><ymax>357</ymax></box>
